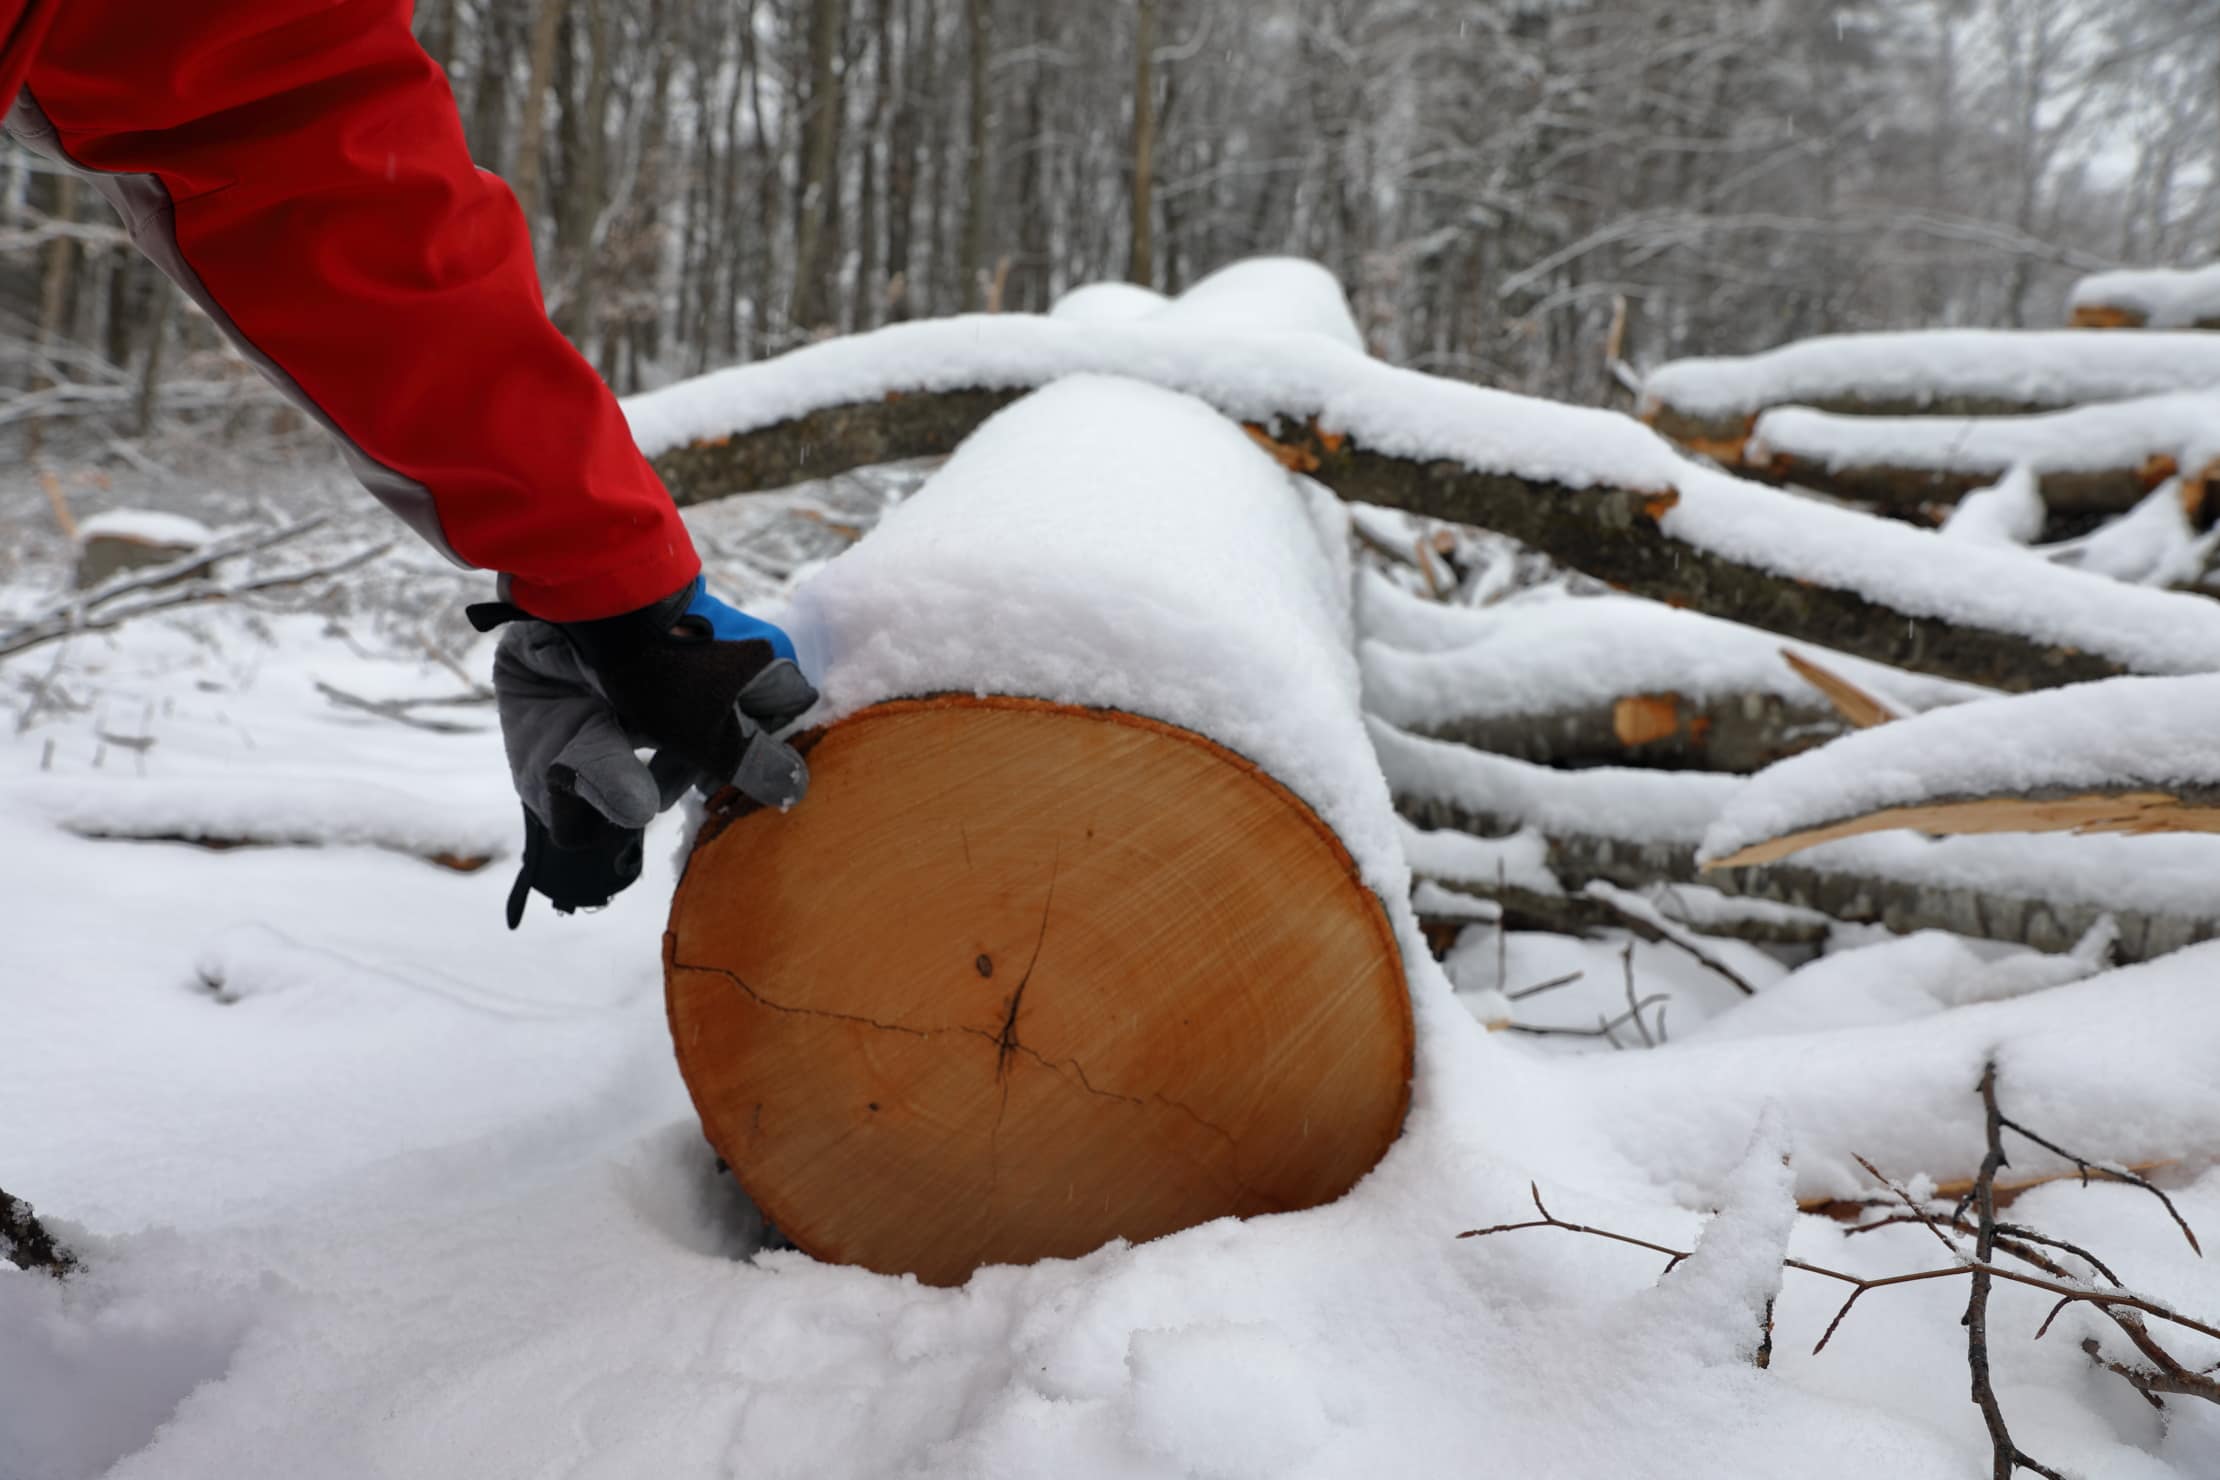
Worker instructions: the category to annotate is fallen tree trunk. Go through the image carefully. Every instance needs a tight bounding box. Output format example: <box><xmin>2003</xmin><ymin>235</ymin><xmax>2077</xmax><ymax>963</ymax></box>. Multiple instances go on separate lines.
<box><xmin>1371</xmin><ymin>687</ymin><xmax>1843</xmax><ymax>773</ymax></box>
<box><xmin>629</xmin><ymin>316</ymin><xmax>2220</xmax><ymax>691</ymax></box>
<box><xmin>1741</xmin><ymin>397</ymin><xmax>2220</xmax><ymax>526</ymax></box>
<box><xmin>1358</xmin><ymin>578</ymin><xmax>1980</xmax><ymax>772</ymax></box>
<box><xmin>666</xmin><ymin>377</ymin><xmax>1413</xmax><ymax>1287</ymax></box>
<box><xmin>1638</xmin><ymin>330</ymin><xmax>2220</xmax><ymax>461</ymax></box>
<box><xmin>1373</xmin><ymin>721</ymin><xmax>2220</xmax><ymax>965</ymax></box>
<box><xmin>1702</xmin><ymin>674</ymin><xmax>2220</xmax><ymax>869</ymax></box>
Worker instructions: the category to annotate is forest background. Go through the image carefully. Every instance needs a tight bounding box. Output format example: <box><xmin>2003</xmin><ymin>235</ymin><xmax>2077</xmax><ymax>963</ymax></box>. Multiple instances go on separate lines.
<box><xmin>1</xmin><ymin>0</ymin><xmax>2215</xmax><ymax>472</ymax></box>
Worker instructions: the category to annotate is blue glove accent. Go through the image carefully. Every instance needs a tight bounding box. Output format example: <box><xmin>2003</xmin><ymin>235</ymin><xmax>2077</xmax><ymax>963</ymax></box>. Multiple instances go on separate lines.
<box><xmin>681</xmin><ymin>576</ymin><xmax>798</xmax><ymax>663</ymax></box>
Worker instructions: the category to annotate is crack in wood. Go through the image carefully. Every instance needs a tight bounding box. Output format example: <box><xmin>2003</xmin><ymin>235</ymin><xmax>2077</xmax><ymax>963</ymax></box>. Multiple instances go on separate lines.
<box><xmin>995</xmin><ymin>850</ymin><xmax>1061</xmax><ymax>1082</ymax></box>
<box><xmin>670</xmin><ymin>958</ymin><xmax>993</xmax><ymax>1045</ymax></box>
<box><xmin>671</xmin><ymin>943</ymin><xmax>1278</xmax><ymax>1207</ymax></box>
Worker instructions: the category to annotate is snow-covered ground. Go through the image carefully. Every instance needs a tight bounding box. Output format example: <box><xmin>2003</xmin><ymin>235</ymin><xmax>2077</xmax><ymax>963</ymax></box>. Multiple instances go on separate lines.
<box><xmin>5</xmin><ymin>455</ymin><xmax>2220</xmax><ymax>1479</ymax></box>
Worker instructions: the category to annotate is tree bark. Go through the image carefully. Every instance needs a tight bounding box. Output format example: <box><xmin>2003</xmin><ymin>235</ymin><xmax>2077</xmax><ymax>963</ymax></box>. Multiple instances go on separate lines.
<box><xmin>854</xmin><ymin>0</ymin><xmax>895</xmax><ymax>329</ymax></box>
<box><xmin>1387</xmin><ymin>688</ymin><xmax>1850</xmax><ymax>775</ymax></box>
<box><xmin>1127</xmin><ymin>0</ymin><xmax>1156</xmax><ymax>287</ymax></box>
<box><xmin>1750</xmin><ymin>447</ymin><xmax>2178</xmax><ymax>526</ymax></box>
<box><xmin>1392</xmin><ymin>783</ymin><xmax>2215</xmax><ymax>966</ymax></box>
<box><xmin>790</xmin><ymin>0</ymin><xmax>848</xmax><ymax>332</ymax></box>
<box><xmin>24</xmin><ymin>174</ymin><xmax>82</xmax><ymax>463</ymax></box>
<box><xmin>883</xmin><ymin>0</ymin><xmax>922</xmax><ymax>321</ymax></box>
<box><xmin>508</xmin><ymin>0</ymin><xmax>570</xmax><ymax>226</ymax></box>
<box><xmin>648</xmin><ymin>387</ymin><xmax>2171</xmax><ymax>690</ymax></box>
<box><xmin>959</xmin><ymin>0</ymin><xmax>990</xmax><ymax>310</ymax></box>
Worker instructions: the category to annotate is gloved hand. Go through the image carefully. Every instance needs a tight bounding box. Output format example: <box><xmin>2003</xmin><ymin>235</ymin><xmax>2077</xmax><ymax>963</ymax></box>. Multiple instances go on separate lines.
<box><xmin>469</xmin><ymin>577</ymin><xmax>818</xmax><ymax>928</ymax></box>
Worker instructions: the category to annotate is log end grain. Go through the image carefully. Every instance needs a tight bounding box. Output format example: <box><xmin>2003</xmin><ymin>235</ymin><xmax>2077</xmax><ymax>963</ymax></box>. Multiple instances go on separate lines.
<box><xmin>666</xmin><ymin>696</ymin><xmax>1414</xmax><ymax>1286</ymax></box>
<box><xmin>2068</xmin><ymin>304</ymin><xmax>2149</xmax><ymax>330</ymax></box>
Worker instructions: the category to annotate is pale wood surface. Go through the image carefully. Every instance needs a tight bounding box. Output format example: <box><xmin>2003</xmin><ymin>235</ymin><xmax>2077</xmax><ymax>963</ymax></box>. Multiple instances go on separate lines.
<box><xmin>666</xmin><ymin>696</ymin><xmax>1414</xmax><ymax>1286</ymax></box>
<box><xmin>1780</xmin><ymin>649</ymin><xmax>1900</xmax><ymax>729</ymax></box>
<box><xmin>1707</xmin><ymin>790</ymin><xmax>2220</xmax><ymax>870</ymax></box>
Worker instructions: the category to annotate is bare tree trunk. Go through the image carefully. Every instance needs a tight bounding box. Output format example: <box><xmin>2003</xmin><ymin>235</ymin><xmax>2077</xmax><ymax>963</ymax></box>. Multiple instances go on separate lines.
<box><xmin>882</xmin><ymin>0</ymin><xmax>921</xmax><ymax>322</ymax></box>
<box><xmin>1005</xmin><ymin>6</ymin><xmax>1051</xmax><ymax>312</ymax></box>
<box><xmin>134</xmin><ymin>278</ymin><xmax>175</xmax><ymax>438</ymax></box>
<box><xmin>855</xmin><ymin>0</ymin><xmax>895</xmax><ymax>329</ymax></box>
<box><xmin>509</xmin><ymin>0</ymin><xmax>571</xmax><ymax>226</ymax></box>
<box><xmin>922</xmin><ymin>0</ymin><xmax>950</xmax><ymax>313</ymax></box>
<box><xmin>959</xmin><ymin>0</ymin><xmax>990</xmax><ymax>310</ymax></box>
<box><xmin>24</xmin><ymin>174</ymin><xmax>81</xmax><ymax>463</ymax></box>
<box><xmin>1127</xmin><ymin>0</ymin><xmax>1155</xmax><ymax>287</ymax></box>
<box><xmin>417</xmin><ymin>0</ymin><xmax>459</xmax><ymax>74</ymax></box>
<box><xmin>560</xmin><ymin>0</ymin><xmax>611</xmax><ymax>347</ymax></box>
<box><xmin>741</xmin><ymin>0</ymin><xmax>777</xmax><ymax>352</ymax></box>
<box><xmin>791</xmin><ymin>0</ymin><xmax>847</xmax><ymax>332</ymax></box>
<box><xmin>466</xmin><ymin>2</ymin><xmax>517</xmax><ymax>171</ymax></box>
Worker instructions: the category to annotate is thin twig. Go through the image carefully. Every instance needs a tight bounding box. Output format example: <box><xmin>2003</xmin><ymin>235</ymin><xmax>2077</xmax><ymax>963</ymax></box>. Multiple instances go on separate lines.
<box><xmin>1583</xmin><ymin>882</ymin><xmax>1758</xmax><ymax>996</ymax></box>
<box><xmin>1503</xmin><ymin>993</ymin><xmax>1670</xmax><ymax>1040</ymax></box>
<box><xmin>8</xmin><ymin>515</ymin><xmax>325</xmax><ymax>631</ymax></box>
<box><xmin>1505</xmin><ymin>970</ymin><xmax>1584</xmax><ymax>1002</ymax></box>
<box><xmin>2080</xmin><ymin>1336</ymin><xmax>2220</xmax><ymax>1407</ymax></box>
<box><xmin>312</xmin><ymin>680</ymin><xmax>490</xmax><ymax>734</ymax></box>
<box><xmin>1995</xmin><ymin>1113</ymin><xmax>2201</xmax><ymax>1256</ymax></box>
<box><xmin>0</xmin><ymin>539</ymin><xmax>391</xmax><ymax>662</ymax></box>
<box><xmin>1622</xmin><ymin>943</ymin><xmax>1655</xmax><ymax>1049</ymax></box>
<box><xmin>1966</xmin><ymin>1061</ymin><xmax>2059</xmax><ymax>1480</ymax></box>
<box><xmin>1457</xmin><ymin>1182</ymin><xmax>1689</xmax><ymax>1274</ymax></box>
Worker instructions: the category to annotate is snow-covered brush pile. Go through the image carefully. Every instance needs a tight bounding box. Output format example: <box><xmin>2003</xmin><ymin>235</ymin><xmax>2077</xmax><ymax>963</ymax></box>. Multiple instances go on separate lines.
<box><xmin>6</xmin><ymin>259</ymin><xmax>2220</xmax><ymax>1479</ymax></box>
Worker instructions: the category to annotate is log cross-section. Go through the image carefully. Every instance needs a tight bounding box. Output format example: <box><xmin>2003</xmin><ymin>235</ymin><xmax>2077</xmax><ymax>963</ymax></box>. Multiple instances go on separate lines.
<box><xmin>666</xmin><ymin>696</ymin><xmax>1414</xmax><ymax>1287</ymax></box>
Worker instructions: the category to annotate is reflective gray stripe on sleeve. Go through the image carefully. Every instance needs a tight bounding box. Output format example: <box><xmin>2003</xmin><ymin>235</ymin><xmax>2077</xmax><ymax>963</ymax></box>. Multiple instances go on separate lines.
<box><xmin>5</xmin><ymin>91</ymin><xmax>468</xmax><ymax>569</ymax></box>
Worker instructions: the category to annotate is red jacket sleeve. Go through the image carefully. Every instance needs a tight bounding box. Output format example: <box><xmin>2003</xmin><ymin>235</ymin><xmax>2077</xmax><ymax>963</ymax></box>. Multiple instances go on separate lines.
<box><xmin>20</xmin><ymin>0</ymin><xmax>698</xmax><ymax>621</ymax></box>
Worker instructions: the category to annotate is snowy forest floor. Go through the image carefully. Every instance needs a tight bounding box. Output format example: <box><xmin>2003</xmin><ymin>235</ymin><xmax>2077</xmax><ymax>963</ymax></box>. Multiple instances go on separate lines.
<box><xmin>4</xmin><ymin>465</ymin><xmax>2220</xmax><ymax>1479</ymax></box>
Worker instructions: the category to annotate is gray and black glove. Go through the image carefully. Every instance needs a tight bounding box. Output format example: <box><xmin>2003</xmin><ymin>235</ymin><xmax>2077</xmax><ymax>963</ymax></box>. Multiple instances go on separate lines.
<box><xmin>469</xmin><ymin>577</ymin><xmax>818</xmax><ymax>927</ymax></box>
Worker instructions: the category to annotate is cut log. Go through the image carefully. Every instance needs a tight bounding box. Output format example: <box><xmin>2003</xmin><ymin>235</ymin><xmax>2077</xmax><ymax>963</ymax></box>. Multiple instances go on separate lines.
<box><xmin>1740</xmin><ymin>396</ymin><xmax>2220</xmax><ymax>525</ymax></box>
<box><xmin>2070</xmin><ymin>264</ymin><xmax>2220</xmax><ymax>331</ymax></box>
<box><xmin>73</xmin><ymin>509</ymin><xmax>213</xmax><ymax>589</ymax></box>
<box><xmin>1639</xmin><ymin>330</ymin><xmax>2220</xmax><ymax>459</ymax></box>
<box><xmin>1701</xmin><ymin>673</ymin><xmax>2220</xmax><ymax>869</ymax></box>
<box><xmin>1374</xmin><ymin>719</ymin><xmax>2220</xmax><ymax>965</ymax></box>
<box><xmin>663</xmin><ymin>376</ymin><xmax>1414</xmax><ymax>1285</ymax></box>
<box><xmin>1358</xmin><ymin>579</ymin><xmax>1970</xmax><ymax>772</ymax></box>
<box><xmin>628</xmin><ymin>310</ymin><xmax>2220</xmax><ymax>691</ymax></box>
<box><xmin>669</xmin><ymin>699</ymin><xmax>1409</xmax><ymax>1285</ymax></box>
<box><xmin>1373</xmin><ymin>682</ymin><xmax>1846</xmax><ymax>774</ymax></box>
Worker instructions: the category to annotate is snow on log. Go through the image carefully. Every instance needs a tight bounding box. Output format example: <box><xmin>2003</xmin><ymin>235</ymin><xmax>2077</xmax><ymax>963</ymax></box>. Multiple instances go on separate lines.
<box><xmin>1937</xmin><ymin>465</ymin><xmax>2047</xmax><ymax>545</ymax></box>
<box><xmin>627</xmin><ymin>269</ymin><xmax>2220</xmax><ymax>692</ymax></box>
<box><xmin>2070</xmin><ymin>263</ymin><xmax>2220</xmax><ymax>330</ymax></box>
<box><xmin>1</xmin><ymin>774</ymin><xmax>507</xmax><ymax>871</ymax></box>
<box><xmin>1700</xmin><ymin>675</ymin><xmax>2220</xmax><ymax>870</ymax></box>
<box><xmin>1639</xmin><ymin>330</ymin><xmax>2220</xmax><ymax>459</ymax></box>
<box><xmin>1358</xmin><ymin>575</ymin><xmax>1976</xmax><ymax>772</ymax></box>
<box><xmin>2064</xmin><ymin>480</ymin><xmax>2220</xmax><ymax>588</ymax></box>
<box><xmin>1045</xmin><ymin>281</ymin><xmax>1170</xmax><ymax>327</ymax></box>
<box><xmin>1372</xmin><ymin>719</ymin><xmax>2220</xmax><ymax>964</ymax></box>
<box><xmin>665</xmin><ymin>376</ymin><xmax>1414</xmax><ymax>1287</ymax></box>
<box><xmin>72</xmin><ymin>508</ymin><xmax>214</xmax><ymax>589</ymax></box>
<box><xmin>1743</xmin><ymin>394</ymin><xmax>2220</xmax><ymax>523</ymax></box>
